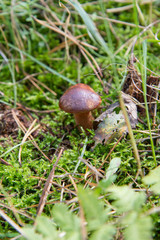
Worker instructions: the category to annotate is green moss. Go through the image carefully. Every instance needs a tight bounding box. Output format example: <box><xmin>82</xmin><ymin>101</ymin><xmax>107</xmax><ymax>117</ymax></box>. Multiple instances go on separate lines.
<box><xmin>0</xmin><ymin>0</ymin><xmax>160</xmax><ymax>238</ymax></box>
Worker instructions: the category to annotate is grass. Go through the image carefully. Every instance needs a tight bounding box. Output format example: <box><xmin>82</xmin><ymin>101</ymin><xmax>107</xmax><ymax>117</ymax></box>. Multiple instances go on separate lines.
<box><xmin>142</xmin><ymin>39</ymin><xmax>156</xmax><ymax>166</ymax></box>
<box><xmin>0</xmin><ymin>0</ymin><xmax>160</xmax><ymax>239</ymax></box>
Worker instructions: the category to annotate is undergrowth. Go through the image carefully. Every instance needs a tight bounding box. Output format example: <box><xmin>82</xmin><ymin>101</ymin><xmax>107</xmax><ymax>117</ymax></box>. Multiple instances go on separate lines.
<box><xmin>0</xmin><ymin>0</ymin><xmax>160</xmax><ymax>239</ymax></box>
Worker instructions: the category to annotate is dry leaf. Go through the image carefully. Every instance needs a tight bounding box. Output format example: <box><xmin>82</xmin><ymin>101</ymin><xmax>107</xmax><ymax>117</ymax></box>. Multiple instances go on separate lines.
<box><xmin>122</xmin><ymin>60</ymin><xmax>160</xmax><ymax>115</ymax></box>
<box><xmin>121</xmin><ymin>92</ymin><xmax>138</xmax><ymax>128</ymax></box>
<box><xmin>93</xmin><ymin>111</ymin><xmax>127</xmax><ymax>147</ymax></box>
<box><xmin>93</xmin><ymin>93</ymin><xmax>138</xmax><ymax>147</ymax></box>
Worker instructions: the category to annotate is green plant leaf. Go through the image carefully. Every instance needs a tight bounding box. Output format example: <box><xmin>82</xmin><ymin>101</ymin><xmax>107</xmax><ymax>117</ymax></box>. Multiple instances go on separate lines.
<box><xmin>107</xmin><ymin>186</ymin><xmax>146</xmax><ymax>212</ymax></box>
<box><xmin>65</xmin><ymin>232</ymin><xmax>82</xmax><ymax>240</ymax></box>
<box><xmin>106</xmin><ymin>157</ymin><xmax>121</xmax><ymax>180</ymax></box>
<box><xmin>90</xmin><ymin>224</ymin><xmax>116</xmax><ymax>240</ymax></box>
<box><xmin>143</xmin><ymin>166</ymin><xmax>160</xmax><ymax>194</ymax></box>
<box><xmin>52</xmin><ymin>203</ymin><xmax>81</xmax><ymax>233</ymax></box>
<box><xmin>78</xmin><ymin>186</ymin><xmax>109</xmax><ymax>231</ymax></box>
<box><xmin>35</xmin><ymin>216</ymin><xmax>58</xmax><ymax>239</ymax></box>
<box><xmin>98</xmin><ymin>175</ymin><xmax>117</xmax><ymax>191</ymax></box>
<box><xmin>22</xmin><ymin>216</ymin><xmax>59</xmax><ymax>240</ymax></box>
<box><xmin>22</xmin><ymin>227</ymin><xmax>43</xmax><ymax>240</ymax></box>
<box><xmin>124</xmin><ymin>213</ymin><xmax>152</xmax><ymax>240</ymax></box>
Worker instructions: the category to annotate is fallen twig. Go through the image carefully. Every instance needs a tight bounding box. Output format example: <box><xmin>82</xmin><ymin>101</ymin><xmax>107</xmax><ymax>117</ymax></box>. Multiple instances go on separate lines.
<box><xmin>0</xmin><ymin>209</ymin><xmax>27</xmax><ymax>238</ymax></box>
<box><xmin>79</xmin><ymin>157</ymin><xmax>104</xmax><ymax>180</ymax></box>
<box><xmin>37</xmin><ymin>148</ymin><xmax>64</xmax><ymax>215</ymax></box>
<box><xmin>12</xmin><ymin>109</ymin><xmax>51</xmax><ymax>163</ymax></box>
<box><xmin>18</xmin><ymin>119</ymin><xmax>40</xmax><ymax>166</ymax></box>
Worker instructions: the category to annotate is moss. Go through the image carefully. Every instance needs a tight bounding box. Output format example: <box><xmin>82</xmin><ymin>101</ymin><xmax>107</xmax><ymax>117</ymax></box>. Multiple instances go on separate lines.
<box><xmin>0</xmin><ymin>0</ymin><xmax>160</xmax><ymax>237</ymax></box>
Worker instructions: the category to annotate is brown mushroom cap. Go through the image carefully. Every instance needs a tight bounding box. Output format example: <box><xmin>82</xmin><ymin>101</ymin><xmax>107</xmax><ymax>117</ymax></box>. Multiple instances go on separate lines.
<box><xmin>59</xmin><ymin>83</ymin><xmax>101</xmax><ymax>113</ymax></box>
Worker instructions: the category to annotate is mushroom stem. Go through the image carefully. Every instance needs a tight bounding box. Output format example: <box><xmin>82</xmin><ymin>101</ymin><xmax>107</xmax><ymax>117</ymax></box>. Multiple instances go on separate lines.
<box><xmin>74</xmin><ymin>111</ymin><xmax>94</xmax><ymax>130</ymax></box>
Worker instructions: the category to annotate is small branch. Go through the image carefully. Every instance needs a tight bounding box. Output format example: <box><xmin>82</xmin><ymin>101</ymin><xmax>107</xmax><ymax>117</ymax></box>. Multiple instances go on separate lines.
<box><xmin>0</xmin><ymin>158</ymin><xmax>13</xmax><ymax>166</ymax></box>
<box><xmin>12</xmin><ymin>109</ymin><xmax>51</xmax><ymax>163</ymax></box>
<box><xmin>145</xmin><ymin>206</ymin><xmax>160</xmax><ymax>216</ymax></box>
<box><xmin>0</xmin><ymin>209</ymin><xmax>27</xmax><ymax>238</ymax></box>
<box><xmin>79</xmin><ymin>157</ymin><xmax>104</xmax><ymax>179</ymax></box>
<box><xmin>131</xmin><ymin>20</ymin><xmax>160</xmax><ymax>57</ymax></box>
<box><xmin>18</xmin><ymin>119</ymin><xmax>40</xmax><ymax>166</ymax></box>
<box><xmin>79</xmin><ymin>201</ymin><xmax>87</xmax><ymax>240</ymax></box>
<box><xmin>99</xmin><ymin>134</ymin><xmax>124</xmax><ymax>169</ymax></box>
<box><xmin>37</xmin><ymin>148</ymin><xmax>64</xmax><ymax>215</ymax></box>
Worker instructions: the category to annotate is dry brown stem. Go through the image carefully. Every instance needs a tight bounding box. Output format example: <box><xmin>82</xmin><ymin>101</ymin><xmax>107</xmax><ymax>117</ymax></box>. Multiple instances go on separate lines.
<box><xmin>37</xmin><ymin>148</ymin><xmax>64</xmax><ymax>215</ymax></box>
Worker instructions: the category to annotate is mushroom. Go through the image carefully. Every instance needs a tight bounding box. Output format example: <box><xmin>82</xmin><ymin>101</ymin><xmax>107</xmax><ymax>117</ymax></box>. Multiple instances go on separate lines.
<box><xmin>59</xmin><ymin>83</ymin><xmax>101</xmax><ymax>130</ymax></box>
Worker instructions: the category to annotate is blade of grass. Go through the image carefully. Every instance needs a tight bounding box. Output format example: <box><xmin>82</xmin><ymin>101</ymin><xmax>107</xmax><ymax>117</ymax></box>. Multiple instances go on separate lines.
<box><xmin>133</xmin><ymin>0</ymin><xmax>141</xmax><ymax>60</ymax></box>
<box><xmin>0</xmin><ymin>51</ymin><xmax>17</xmax><ymax>107</ymax></box>
<box><xmin>74</xmin><ymin>136</ymin><xmax>88</xmax><ymax>173</ymax></box>
<box><xmin>0</xmin><ymin>1</ymin><xmax>15</xmax><ymax>45</ymax></box>
<box><xmin>10</xmin><ymin>59</ymin><xmax>17</xmax><ymax>108</ymax></box>
<box><xmin>98</xmin><ymin>0</ymin><xmax>113</xmax><ymax>52</ymax></box>
<box><xmin>11</xmin><ymin>0</ymin><xmax>24</xmax><ymax>52</ymax></box>
<box><xmin>119</xmin><ymin>92</ymin><xmax>143</xmax><ymax>177</ymax></box>
<box><xmin>97</xmin><ymin>0</ymin><xmax>119</xmax><ymax>88</ymax></box>
<box><xmin>8</xmin><ymin>43</ymin><xmax>76</xmax><ymax>85</ymax></box>
<box><xmin>131</xmin><ymin>20</ymin><xmax>160</xmax><ymax>55</ymax></box>
<box><xmin>59</xmin><ymin>2</ymin><xmax>71</xmax><ymax>61</ymax></box>
<box><xmin>0</xmin><ymin>100</ymin><xmax>11</xmax><ymax>106</ymax></box>
<box><xmin>0</xmin><ymin>142</ymin><xmax>29</xmax><ymax>159</ymax></box>
<box><xmin>141</xmin><ymin>40</ymin><xmax>156</xmax><ymax>166</ymax></box>
<box><xmin>65</xmin><ymin>0</ymin><xmax>119</xmax><ymax>88</ymax></box>
<box><xmin>66</xmin><ymin>0</ymin><xmax>112</xmax><ymax>56</ymax></box>
<box><xmin>35</xmin><ymin>16</ymin><xmax>103</xmax><ymax>82</ymax></box>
